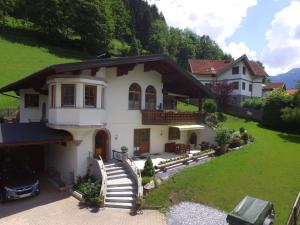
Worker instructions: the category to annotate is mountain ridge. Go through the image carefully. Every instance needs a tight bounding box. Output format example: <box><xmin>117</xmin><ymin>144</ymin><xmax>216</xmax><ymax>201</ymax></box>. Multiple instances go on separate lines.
<box><xmin>270</xmin><ymin>68</ymin><xmax>300</xmax><ymax>89</ymax></box>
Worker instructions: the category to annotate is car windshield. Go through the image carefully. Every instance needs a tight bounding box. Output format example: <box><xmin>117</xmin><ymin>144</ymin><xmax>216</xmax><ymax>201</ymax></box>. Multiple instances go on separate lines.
<box><xmin>1</xmin><ymin>165</ymin><xmax>33</xmax><ymax>178</ymax></box>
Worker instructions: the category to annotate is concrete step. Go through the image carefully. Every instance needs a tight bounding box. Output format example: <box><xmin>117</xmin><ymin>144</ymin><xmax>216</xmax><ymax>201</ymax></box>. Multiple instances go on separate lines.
<box><xmin>104</xmin><ymin>162</ymin><xmax>123</xmax><ymax>168</ymax></box>
<box><xmin>104</xmin><ymin>202</ymin><xmax>134</xmax><ymax>209</ymax></box>
<box><xmin>107</xmin><ymin>178</ymin><xmax>134</xmax><ymax>187</ymax></box>
<box><xmin>106</xmin><ymin>169</ymin><xmax>127</xmax><ymax>176</ymax></box>
<box><xmin>107</xmin><ymin>174</ymin><xmax>130</xmax><ymax>180</ymax></box>
<box><xmin>107</xmin><ymin>186</ymin><xmax>137</xmax><ymax>192</ymax></box>
<box><xmin>105</xmin><ymin>166</ymin><xmax>125</xmax><ymax>172</ymax></box>
<box><xmin>106</xmin><ymin>191</ymin><xmax>136</xmax><ymax>197</ymax></box>
<box><xmin>105</xmin><ymin>196</ymin><xmax>135</xmax><ymax>203</ymax></box>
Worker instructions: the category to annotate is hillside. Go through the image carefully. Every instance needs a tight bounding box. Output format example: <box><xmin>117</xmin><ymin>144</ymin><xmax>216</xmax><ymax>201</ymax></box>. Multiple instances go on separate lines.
<box><xmin>0</xmin><ymin>34</ymin><xmax>88</xmax><ymax>108</ymax></box>
<box><xmin>270</xmin><ymin>68</ymin><xmax>300</xmax><ymax>89</ymax></box>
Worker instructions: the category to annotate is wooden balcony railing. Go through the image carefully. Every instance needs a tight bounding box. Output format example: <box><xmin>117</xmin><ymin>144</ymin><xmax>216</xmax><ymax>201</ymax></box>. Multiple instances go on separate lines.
<box><xmin>142</xmin><ymin>111</ymin><xmax>204</xmax><ymax>125</ymax></box>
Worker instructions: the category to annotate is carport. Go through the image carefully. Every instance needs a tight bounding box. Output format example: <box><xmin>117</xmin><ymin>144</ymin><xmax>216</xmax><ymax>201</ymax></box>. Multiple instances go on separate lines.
<box><xmin>0</xmin><ymin>122</ymin><xmax>73</xmax><ymax>173</ymax></box>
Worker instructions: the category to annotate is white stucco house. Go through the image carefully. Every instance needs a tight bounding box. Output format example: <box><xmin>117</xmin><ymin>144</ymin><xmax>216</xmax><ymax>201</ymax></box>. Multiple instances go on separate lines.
<box><xmin>189</xmin><ymin>55</ymin><xmax>268</xmax><ymax>106</ymax></box>
<box><xmin>0</xmin><ymin>55</ymin><xmax>215</xmax><ymax>186</ymax></box>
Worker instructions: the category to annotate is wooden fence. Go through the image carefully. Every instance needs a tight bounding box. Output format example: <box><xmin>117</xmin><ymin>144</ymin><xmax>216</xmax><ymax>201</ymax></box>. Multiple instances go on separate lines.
<box><xmin>287</xmin><ymin>192</ymin><xmax>300</xmax><ymax>225</ymax></box>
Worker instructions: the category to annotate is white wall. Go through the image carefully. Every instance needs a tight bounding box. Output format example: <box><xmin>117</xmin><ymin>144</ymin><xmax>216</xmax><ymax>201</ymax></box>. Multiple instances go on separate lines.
<box><xmin>19</xmin><ymin>89</ymin><xmax>48</xmax><ymax>123</ymax></box>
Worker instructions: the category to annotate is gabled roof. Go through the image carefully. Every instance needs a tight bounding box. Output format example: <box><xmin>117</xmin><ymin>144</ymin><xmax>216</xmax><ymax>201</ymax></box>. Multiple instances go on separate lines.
<box><xmin>0</xmin><ymin>122</ymin><xmax>72</xmax><ymax>147</ymax></box>
<box><xmin>188</xmin><ymin>54</ymin><xmax>268</xmax><ymax>77</ymax></box>
<box><xmin>0</xmin><ymin>54</ymin><xmax>214</xmax><ymax>98</ymax></box>
<box><xmin>263</xmin><ymin>82</ymin><xmax>286</xmax><ymax>90</ymax></box>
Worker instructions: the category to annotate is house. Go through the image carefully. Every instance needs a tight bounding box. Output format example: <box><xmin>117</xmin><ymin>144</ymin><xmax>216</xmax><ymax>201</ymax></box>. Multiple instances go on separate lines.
<box><xmin>0</xmin><ymin>55</ymin><xmax>215</xmax><ymax>186</ymax></box>
<box><xmin>188</xmin><ymin>54</ymin><xmax>268</xmax><ymax>106</ymax></box>
<box><xmin>262</xmin><ymin>82</ymin><xmax>286</xmax><ymax>96</ymax></box>
<box><xmin>286</xmin><ymin>88</ymin><xmax>298</xmax><ymax>95</ymax></box>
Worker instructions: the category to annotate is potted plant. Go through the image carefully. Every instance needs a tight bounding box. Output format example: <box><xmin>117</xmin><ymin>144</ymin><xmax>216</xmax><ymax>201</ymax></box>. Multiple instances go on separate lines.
<box><xmin>121</xmin><ymin>146</ymin><xmax>128</xmax><ymax>153</ymax></box>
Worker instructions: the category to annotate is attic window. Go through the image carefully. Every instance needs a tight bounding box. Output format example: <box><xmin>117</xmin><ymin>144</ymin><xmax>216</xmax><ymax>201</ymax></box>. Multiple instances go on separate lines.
<box><xmin>25</xmin><ymin>94</ymin><xmax>39</xmax><ymax>108</ymax></box>
<box><xmin>243</xmin><ymin>66</ymin><xmax>246</xmax><ymax>75</ymax></box>
<box><xmin>232</xmin><ymin>66</ymin><xmax>239</xmax><ymax>75</ymax></box>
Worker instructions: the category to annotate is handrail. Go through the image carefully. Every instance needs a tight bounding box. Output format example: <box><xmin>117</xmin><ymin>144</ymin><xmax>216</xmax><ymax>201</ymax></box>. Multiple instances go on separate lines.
<box><xmin>287</xmin><ymin>192</ymin><xmax>300</xmax><ymax>225</ymax></box>
<box><xmin>125</xmin><ymin>157</ymin><xmax>143</xmax><ymax>198</ymax></box>
<box><xmin>97</xmin><ymin>155</ymin><xmax>107</xmax><ymax>197</ymax></box>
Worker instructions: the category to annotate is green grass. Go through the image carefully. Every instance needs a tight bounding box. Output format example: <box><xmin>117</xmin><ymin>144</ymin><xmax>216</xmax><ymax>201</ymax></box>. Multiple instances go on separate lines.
<box><xmin>177</xmin><ymin>101</ymin><xmax>198</xmax><ymax>112</ymax></box>
<box><xmin>0</xmin><ymin>33</ymin><xmax>89</xmax><ymax>108</ymax></box>
<box><xmin>145</xmin><ymin>115</ymin><xmax>300</xmax><ymax>225</ymax></box>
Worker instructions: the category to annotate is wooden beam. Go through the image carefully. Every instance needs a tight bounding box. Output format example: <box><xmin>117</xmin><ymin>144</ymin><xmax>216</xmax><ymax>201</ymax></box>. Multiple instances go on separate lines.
<box><xmin>72</xmin><ymin>70</ymin><xmax>82</xmax><ymax>75</ymax></box>
<box><xmin>117</xmin><ymin>64</ymin><xmax>136</xmax><ymax>76</ymax></box>
<box><xmin>34</xmin><ymin>88</ymin><xmax>48</xmax><ymax>95</ymax></box>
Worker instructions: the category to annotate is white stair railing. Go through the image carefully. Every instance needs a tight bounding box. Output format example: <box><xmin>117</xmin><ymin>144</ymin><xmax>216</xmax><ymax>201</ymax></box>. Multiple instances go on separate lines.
<box><xmin>97</xmin><ymin>155</ymin><xmax>107</xmax><ymax>198</ymax></box>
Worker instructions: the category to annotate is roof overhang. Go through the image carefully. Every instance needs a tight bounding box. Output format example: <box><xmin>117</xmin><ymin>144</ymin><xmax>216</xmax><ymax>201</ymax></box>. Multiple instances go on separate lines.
<box><xmin>0</xmin><ymin>54</ymin><xmax>215</xmax><ymax>98</ymax></box>
<box><xmin>0</xmin><ymin>122</ymin><xmax>73</xmax><ymax>148</ymax></box>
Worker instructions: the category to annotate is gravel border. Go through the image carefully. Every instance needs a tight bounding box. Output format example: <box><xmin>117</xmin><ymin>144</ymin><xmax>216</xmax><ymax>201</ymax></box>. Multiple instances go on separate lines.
<box><xmin>167</xmin><ymin>202</ymin><xmax>228</xmax><ymax>225</ymax></box>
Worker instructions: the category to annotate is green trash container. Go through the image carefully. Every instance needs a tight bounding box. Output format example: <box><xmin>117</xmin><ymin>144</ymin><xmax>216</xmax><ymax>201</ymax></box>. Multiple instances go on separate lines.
<box><xmin>226</xmin><ymin>196</ymin><xmax>275</xmax><ymax>225</ymax></box>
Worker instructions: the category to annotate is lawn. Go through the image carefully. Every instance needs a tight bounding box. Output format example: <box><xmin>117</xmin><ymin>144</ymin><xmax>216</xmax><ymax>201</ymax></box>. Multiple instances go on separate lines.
<box><xmin>0</xmin><ymin>33</ymin><xmax>89</xmax><ymax>108</ymax></box>
<box><xmin>145</xmin><ymin>115</ymin><xmax>300</xmax><ymax>225</ymax></box>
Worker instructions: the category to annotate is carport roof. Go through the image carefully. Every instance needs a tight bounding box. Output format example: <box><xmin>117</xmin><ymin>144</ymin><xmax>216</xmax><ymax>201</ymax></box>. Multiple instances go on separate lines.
<box><xmin>0</xmin><ymin>122</ymin><xmax>72</xmax><ymax>147</ymax></box>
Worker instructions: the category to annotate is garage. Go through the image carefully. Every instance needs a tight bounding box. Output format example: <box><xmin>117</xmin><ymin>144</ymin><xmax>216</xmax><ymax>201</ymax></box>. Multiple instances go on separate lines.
<box><xmin>0</xmin><ymin>122</ymin><xmax>73</xmax><ymax>202</ymax></box>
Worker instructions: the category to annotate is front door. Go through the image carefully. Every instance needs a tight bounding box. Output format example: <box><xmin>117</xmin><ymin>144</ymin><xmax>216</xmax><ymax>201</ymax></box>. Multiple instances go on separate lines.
<box><xmin>134</xmin><ymin>129</ymin><xmax>150</xmax><ymax>154</ymax></box>
<box><xmin>95</xmin><ymin>130</ymin><xmax>107</xmax><ymax>160</ymax></box>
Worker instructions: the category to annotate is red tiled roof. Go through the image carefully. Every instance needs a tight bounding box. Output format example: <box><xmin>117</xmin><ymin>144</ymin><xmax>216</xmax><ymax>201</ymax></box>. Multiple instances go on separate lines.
<box><xmin>263</xmin><ymin>82</ymin><xmax>286</xmax><ymax>90</ymax></box>
<box><xmin>286</xmin><ymin>89</ymin><xmax>298</xmax><ymax>95</ymax></box>
<box><xmin>188</xmin><ymin>55</ymin><xmax>268</xmax><ymax>77</ymax></box>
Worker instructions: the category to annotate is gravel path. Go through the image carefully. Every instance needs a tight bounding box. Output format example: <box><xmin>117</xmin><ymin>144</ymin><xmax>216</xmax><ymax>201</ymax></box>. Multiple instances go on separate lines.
<box><xmin>167</xmin><ymin>202</ymin><xmax>228</xmax><ymax>225</ymax></box>
<box><xmin>155</xmin><ymin>157</ymin><xmax>211</xmax><ymax>181</ymax></box>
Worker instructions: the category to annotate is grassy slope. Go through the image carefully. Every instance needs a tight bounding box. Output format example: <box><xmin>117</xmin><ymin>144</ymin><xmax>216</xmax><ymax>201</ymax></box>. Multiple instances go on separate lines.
<box><xmin>145</xmin><ymin>116</ymin><xmax>300</xmax><ymax>225</ymax></box>
<box><xmin>0</xmin><ymin>34</ymin><xmax>88</xmax><ymax>108</ymax></box>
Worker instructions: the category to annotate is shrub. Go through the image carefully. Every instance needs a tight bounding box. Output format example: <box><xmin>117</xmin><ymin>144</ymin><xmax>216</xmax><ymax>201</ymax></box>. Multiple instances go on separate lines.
<box><xmin>82</xmin><ymin>181</ymin><xmax>102</xmax><ymax>207</ymax></box>
<box><xmin>216</xmin><ymin>111</ymin><xmax>227</xmax><ymax>122</ymax></box>
<box><xmin>142</xmin><ymin>157</ymin><xmax>155</xmax><ymax>177</ymax></box>
<box><xmin>242</xmin><ymin>98</ymin><xmax>265</xmax><ymax>109</ymax></box>
<box><xmin>229</xmin><ymin>136</ymin><xmax>243</xmax><ymax>148</ymax></box>
<box><xmin>204</xmin><ymin>113</ymin><xmax>218</xmax><ymax>128</ymax></box>
<box><xmin>142</xmin><ymin>176</ymin><xmax>152</xmax><ymax>186</ymax></box>
<box><xmin>215</xmin><ymin>126</ymin><xmax>231</xmax><ymax>153</ymax></box>
<box><xmin>239</xmin><ymin>127</ymin><xmax>245</xmax><ymax>133</ymax></box>
<box><xmin>203</xmin><ymin>98</ymin><xmax>217</xmax><ymax>113</ymax></box>
<box><xmin>262</xmin><ymin>89</ymin><xmax>293</xmax><ymax>130</ymax></box>
<box><xmin>241</xmin><ymin>132</ymin><xmax>249</xmax><ymax>144</ymax></box>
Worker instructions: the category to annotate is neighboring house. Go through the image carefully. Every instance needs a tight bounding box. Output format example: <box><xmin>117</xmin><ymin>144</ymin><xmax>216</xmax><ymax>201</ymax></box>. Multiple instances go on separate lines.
<box><xmin>188</xmin><ymin>54</ymin><xmax>268</xmax><ymax>106</ymax></box>
<box><xmin>0</xmin><ymin>55</ymin><xmax>215</xmax><ymax>185</ymax></box>
<box><xmin>286</xmin><ymin>88</ymin><xmax>298</xmax><ymax>95</ymax></box>
<box><xmin>262</xmin><ymin>82</ymin><xmax>286</xmax><ymax>96</ymax></box>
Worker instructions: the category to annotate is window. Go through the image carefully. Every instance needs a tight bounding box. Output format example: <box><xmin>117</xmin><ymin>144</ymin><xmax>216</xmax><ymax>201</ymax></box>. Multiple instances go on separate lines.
<box><xmin>232</xmin><ymin>66</ymin><xmax>239</xmax><ymax>75</ymax></box>
<box><xmin>128</xmin><ymin>83</ymin><xmax>141</xmax><ymax>110</ymax></box>
<box><xmin>51</xmin><ymin>85</ymin><xmax>56</xmax><ymax>108</ymax></box>
<box><xmin>232</xmin><ymin>82</ymin><xmax>239</xmax><ymax>90</ymax></box>
<box><xmin>163</xmin><ymin>95</ymin><xmax>177</xmax><ymax>110</ymax></box>
<box><xmin>145</xmin><ymin>86</ymin><xmax>156</xmax><ymax>110</ymax></box>
<box><xmin>242</xmin><ymin>82</ymin><xmax>246</xmax><ymax>90</ymax></box>
<box><xmin>243</xmin><ymin>66</ymin><xmax>246</xmax><ymax>75</ymax></box>
<box><xmin>101</xmin><ymin>87</ymin><xmax>105</xmax><ymax>109</ymax></box>
<box><xmin>85</xmin><ymin>85</ymin><xmax>97</xmax><ymax>107</ymax></box>
<box><xmin>169</xmin><ymin>127</ymin><xmax>180</xmax><ymax>140</ymax></box>
<box><xmin>61</xmin><ymin>84</ymin><xmax>75</xmax><ymax>107</ymax></box>
<box><xmin>249</xmin><ymin>84</ymin><xmax>253</xmax><ymax>92</ymax></box>
<box><xmin>25</xmin><ymin>94</ymin><xmax>39</xmax><ymax>108</ymax></box>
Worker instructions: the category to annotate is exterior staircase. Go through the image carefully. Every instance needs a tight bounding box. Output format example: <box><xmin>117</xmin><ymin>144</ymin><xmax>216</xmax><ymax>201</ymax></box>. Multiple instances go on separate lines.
<box><xmin>104</xmin><ymin>161</ymin><xmax>137</xmax><ymax>209</ymax></box>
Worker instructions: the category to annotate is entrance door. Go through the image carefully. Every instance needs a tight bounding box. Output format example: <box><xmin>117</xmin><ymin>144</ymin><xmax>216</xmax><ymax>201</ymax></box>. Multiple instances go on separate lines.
<box><xmin>134</xmin><ymin>129</ymin><xmax>150</xmax><ymax>154</ymax></box>
<box><xmin>95</xmin><ymin>130</ymin><xmax>108</xmax><ymax>160</ymax></box>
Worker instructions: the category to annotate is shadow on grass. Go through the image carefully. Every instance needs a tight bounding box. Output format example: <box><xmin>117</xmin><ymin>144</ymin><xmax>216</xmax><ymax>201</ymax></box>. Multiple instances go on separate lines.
<box><xmin>278</xmin><ymin>133</ymin><xmax>300</xmax><ymax>144</ymax></box>
<box><xmin>0</xmin><ymin>27</ymin><xmax>91</xmax><ymax>61</ymax></box>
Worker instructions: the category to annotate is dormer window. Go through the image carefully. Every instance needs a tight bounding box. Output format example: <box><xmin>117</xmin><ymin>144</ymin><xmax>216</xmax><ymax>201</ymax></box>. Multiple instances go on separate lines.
<box><xmin>232</xmin><ymin>66</ymin><xmax>239</xmax><ymax>75</ymax></box>
<box><xmin>25</xmin><ymin>94</ymin><xmax>39</xmax><ymax>108</ymax></box>
<box><xmin>85</xmin><ymin>85</ymin><xmax>97</xmax><ymax>108</ymax></box>
<box><xmin>61</xmin><ymin>84</ymin><xmax>75</xmax><ymax>107</ymax></box>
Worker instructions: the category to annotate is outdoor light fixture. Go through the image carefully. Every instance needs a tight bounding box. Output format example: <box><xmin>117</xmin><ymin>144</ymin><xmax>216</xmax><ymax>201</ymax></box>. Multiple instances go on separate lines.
<box><xmin>114</xmin><ymin>134</ymin><xmax>118</xmax><ymax>140</ymax></box>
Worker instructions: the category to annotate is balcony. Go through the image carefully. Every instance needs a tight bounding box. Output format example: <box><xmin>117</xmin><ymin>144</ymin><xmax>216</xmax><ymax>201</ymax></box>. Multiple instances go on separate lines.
<box><xmin>142</xmin><ymin>111</ymin><xmax>204</xmax><ymax>125</ymax></box>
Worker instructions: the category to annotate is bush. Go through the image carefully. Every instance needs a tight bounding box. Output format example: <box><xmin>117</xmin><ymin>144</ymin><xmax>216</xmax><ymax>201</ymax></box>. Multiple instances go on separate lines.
<box><xmin>142</xmin><ymin>157</ymin><xmax>155</xmax><ymax>177</ymax></box>
<box><xmin>241</xmin><ymin>132</ymin><xmax>249</xmax><ymax>144</ymax></box>
<box><xmin>242</xmin><ymin>98</ymin><xmax>265</xmax><ymax>109</ymax></box>
<box><xmin>203</xmin><ymin>98</ymin><xmax>217</xmax><ymax>113</ymax></box>
<box><xmin>81</xmin><ymin>181</ymin><xmax>102</xmax><ymax>207</ymax></box>
<box><xmin>239</xmin><ymin>127</ymin><xmax>245</xmax><ymax>133</ymax></box>
<box><xmin>142</xmin><ymin>176</ymin><xmax>152</xmax><ymax>186</ymax></box>
<box><xmin>216</xmin><ymin>112</ymin><xmax>227</xmax><ymax>122</ymax></box>
<box><xmin>204</xmin><ymin>113</ymin><xmax>218</xmax><ymax>128</ymax></box>
<box><xmin>229</xmin><ymin>136</ymin><xmax>243</xmax><ymax>148</ymax></box>
<box><xmin>262</xmin><ymin>89</ymin><xmax>293</xmax><ymax>130</ymax></box>
<box><xmin>215</xmin><ymin>126</ymin><xmax>231</xmax><ymax>153</ymax></box>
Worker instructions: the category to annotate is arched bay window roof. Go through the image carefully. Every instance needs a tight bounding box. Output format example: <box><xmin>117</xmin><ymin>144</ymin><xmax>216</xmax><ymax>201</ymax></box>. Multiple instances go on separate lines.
<box><xmin>145</xmin><ymin>85</ymin><xmax>156</xmax><ymax>110</ymax></box>
<box><xmin>129</xmin><ymin>83</ymin><xmax>141</xmax><ymax>110</ymax></box>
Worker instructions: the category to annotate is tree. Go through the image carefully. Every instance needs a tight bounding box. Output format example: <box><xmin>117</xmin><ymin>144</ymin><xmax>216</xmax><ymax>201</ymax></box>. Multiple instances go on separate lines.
<box><xmin>148</xmin><ymin>19</ymin><xmax>169</xmax><ymax>54</ymax></box>
<box><xmin>209</xmin><ymin>81</ymin><xmax>235</xmax><ymax>108</ymax></box>
<box><xmin>280</xmin><ymin>89</ymin><xmax>300</xmax><ymax>130</ymax></box>
<box><xmin>142</xmin><ymin>157</ymin><xmax>155</xmax><ymax>177</ymax></box>
<box><xmin>0</xmin><ymin>0</ymin><xmax>16</xmax><ymax>24</ymax></box>
<box><xmin>215</xmin><ymin>126</ymin><xmax>231</xmax><ymax>153</ymax></box>
<box><xmin>203</xmin><ymin>98</ymin><xmax>217</xmax><ymax>113</ymax></box>
<box><xmin>196</xmin><ymin>35</ymin><xmax>224</xmax><ymax>60</ymax></box>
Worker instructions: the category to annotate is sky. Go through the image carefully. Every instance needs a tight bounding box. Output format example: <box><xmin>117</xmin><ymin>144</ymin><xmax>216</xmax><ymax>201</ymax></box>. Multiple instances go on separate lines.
<box><xmin>148</xmin><ymin>0</ymin><xmax>300</xmax><ymax>75</ymax></box>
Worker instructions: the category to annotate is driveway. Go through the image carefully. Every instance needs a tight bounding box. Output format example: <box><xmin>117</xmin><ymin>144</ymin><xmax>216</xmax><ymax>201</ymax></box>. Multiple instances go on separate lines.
<box><xmin>0</xmin><ymin>176</ymin><xmax>166</xmax><ymax>225</ymax></box>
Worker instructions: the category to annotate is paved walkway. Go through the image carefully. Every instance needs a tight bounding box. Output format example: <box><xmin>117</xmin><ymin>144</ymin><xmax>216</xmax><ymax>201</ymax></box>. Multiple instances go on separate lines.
<box><xmin>0</xmin><ymin>178</ymin><xmax>166</xmax><ymax>225</ymax></box>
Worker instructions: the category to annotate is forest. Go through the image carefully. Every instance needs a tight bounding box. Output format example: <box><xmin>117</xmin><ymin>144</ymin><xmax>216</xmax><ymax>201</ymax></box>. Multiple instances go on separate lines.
<box><xmin>0</xmin><ymin>0</ymin><xmax>231</xmax><ymax>68</ymax></box>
